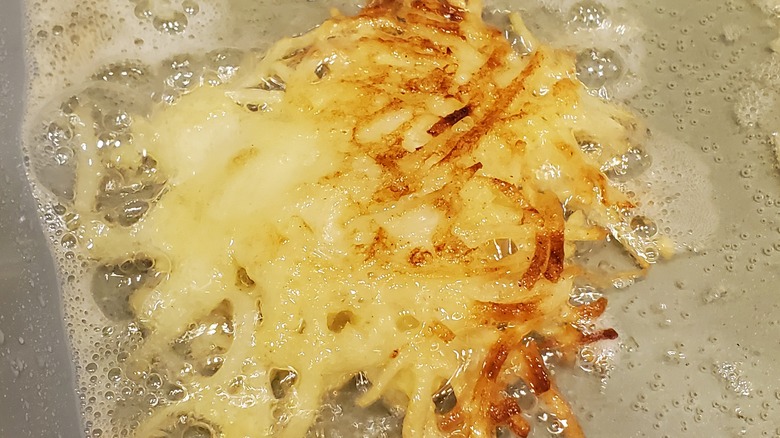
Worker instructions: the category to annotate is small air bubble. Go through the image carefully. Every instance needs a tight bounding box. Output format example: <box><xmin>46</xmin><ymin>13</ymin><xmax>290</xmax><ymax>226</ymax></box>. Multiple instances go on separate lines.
<box><xmin>61</xmin><ymin>234</ymin><xmax>78</xmax><ymax>249</ymax></box>
<box><xmin>107</xmin><ymin>367</ymin><xmax>122</xmax><ymax>382</ymax></box>
<box><xmin>134</xmin><ymin>0</ymin><xmax>153</xmax><ymax>19</ymax></box>
<box><xmin>182</xmin><ymin>0</ymin><xmax>200</xmax><ymax>16</ymax></box>
<box><xmin>53</xmin><ymin>204</ymin><xmax>67</xmax><ymax>215</ymax></box>
<box><xmin>145</xmin><ymin>373</ymin><xmax>163</xmax><ymax>389</ymax></box>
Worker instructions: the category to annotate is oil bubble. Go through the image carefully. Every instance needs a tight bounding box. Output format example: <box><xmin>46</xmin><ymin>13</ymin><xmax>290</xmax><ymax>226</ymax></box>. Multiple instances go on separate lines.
<box><xmin>54</xmin><ymin>147</ymin><xmax>74</xmax><ymax>165</ymax></box>
<box><xmin>576</xmin><ymin>49</ymin><xmax>624</xmax><ymax>89</ymax></box>
<box><xmin>569</xmin><ymin>1</ymin><xmax>610</xmax><ymax>29</ymax></box>
<box><xmin>61</xmin><ymin>234</ymin><xmax>78</xmax><ymax>249</ymax></box>
<box><xmin>631</xmin><ymin>216</ymin><xmax>659</xmax><ymax>239</ymax></box>
<box><xmin>46</xmin><ymin>121</ymin><xmax>73</xmax><ymax>146</ymax></box>
<box><xmin>133</xmin><ymin>0</ymin><xmax>153</xmax><ymax>19</ymax></box>
<box><xmin>94</xmin><ymin>62</ymin><xmax>148</xmax><ymax>85</ymax></box>
<box><xmin>579</xmin><ymin>140</ymin><xmax>603</xmax><ymax>158</ymax></box>
<box><xmin>507</xmin><ymin>379</ymin><xmax>538</xmax><ymax>412</ymax></box>
<box><xmin>107</xmin><ymin>367</ymin><xmax>123</xmax><ymax>382</ymax></box>
<box><xmin>182</xmin><ymin>0</ymin><xmax>200</xmax><ymax>16</ymax></box>
<box><xmin>602</xmin><ymin>147</ymin><xmax>652</xmax><ymax>181</ymax></box>
<box><xmin>153</xmin><ymin>12</ymin><xmax>188</xmax><ymax>35</ymax></box>
<box><xmin>569</xmin><ymin>285</ymin><xmax>603</xmax><ymax>306</ymax></box>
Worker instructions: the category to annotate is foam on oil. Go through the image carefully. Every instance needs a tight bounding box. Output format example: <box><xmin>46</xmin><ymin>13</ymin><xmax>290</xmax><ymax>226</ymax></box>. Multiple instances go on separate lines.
<box><xmin>21</xmin><ymin>1</ymin><xmax>720</xmax><ymax>437</ymax></box>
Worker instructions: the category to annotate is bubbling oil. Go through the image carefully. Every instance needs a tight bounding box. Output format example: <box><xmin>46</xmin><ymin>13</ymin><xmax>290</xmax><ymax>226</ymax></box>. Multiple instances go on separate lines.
<box><xmin>21</xmin><ymin>1</ymin><xmax>718</xmax><ymax>437</ymax></box>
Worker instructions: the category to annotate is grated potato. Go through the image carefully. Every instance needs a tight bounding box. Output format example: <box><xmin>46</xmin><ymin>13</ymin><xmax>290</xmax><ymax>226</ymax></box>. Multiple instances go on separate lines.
<box><xmin>68</xmin><ymin>0</ymin><xmax>670</xmax><ymax>436</ymax></box>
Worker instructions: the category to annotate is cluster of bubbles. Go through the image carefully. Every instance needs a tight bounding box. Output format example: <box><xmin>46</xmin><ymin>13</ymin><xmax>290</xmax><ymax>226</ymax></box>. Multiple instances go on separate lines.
<box><xmin>565</xmin><ymin>1</ymin><xmax>640</xmax><ymax>100</ymax></box>
<box><xmin>619</xmin><ymin>132</ymin><xmax>718</xmax><ymax>252</ymax></box>
<box><xmin>28</xmin><ymin>46</ymin><xmax>248</xmax><ymax>226</ymax></box>
<box><xmin>157</xmin><ymin>48</ymin><xmax>245</xmax><ymax>104</ymax></box>
<box><xmin>576</xmin><ymin>48</ymin><xmax>623</xmax><ymax>89</ymax></box>
<box><xmin>131</xmin><ymin>0</ymin><xmax>201</xmax><ymax>35</ymax></box>
<box><xmin>734</xmin><ymin>53</ymin><xmax>780</xmax><ymax>134</ymax></box>
<box><xmin>493</xmin><ymin>376</ymin><xmax>575</xmax><ymax>437</ymax></box>
<box><xmin>490</xmin><ymin>1</ymin><xmax>707</xmax><ymax>268</ymax></box>
<box><xmin>309</xmin><ymin>375</ymin><xmax>402</xmax><ymax>438</ymax></box>
<box><xmin>483</xmin><ymin>0</ymin><xmax>637</xmax><ymax>100</ymax></box>
<box><xmin>73</xmin><ymin>321</ymin><xmax>215</xmax><ymax>438</ymax></box>
<box><xmin>714</xmin><ymin>362</ymin><xmax>754</xmax><ymax>397</ymax></box>
<box><xmin>24</xmin><ymin>35</ymin><xmax>248</xmax><ymax>436</ymax></box>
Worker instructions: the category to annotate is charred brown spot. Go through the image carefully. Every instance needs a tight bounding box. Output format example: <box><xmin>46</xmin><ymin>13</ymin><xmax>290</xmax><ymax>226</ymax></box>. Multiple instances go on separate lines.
<box><xmin>412</xmin><ymin>15</ymin><xmax>464</xmax><ymax>35</ymax></box>
<box><xmin>488</xmin><ymin>397</ymin><xmax>521</xmax><ymax>424</ymax></box>
<box><xmin>389</xmin><ymin>180</ymin><xmax>411</xmax><ymax>195</ymax></box>
<box><xmin>506</xmin><ymin>414</ymin><xmax>532</xmax><ymax>438</ymax></box>
<box><xmin>427</xmin><ymin>105</ymin><xmax>471</xmax><ymax>137</ymax></box>
<box><xmin>434</xmin><ymin>236</ymin><xmax>475</xmax><ymax>263</ymax></box>
<box><xmin>432</xmin><ymin>195</ymin><xmax>452</xmax><ymax>211</ymax></box>
<box><xmin>363</xmin><ymin>0</ymin><xmax>403</xmax><ymax>15</ymax></box>
<box><xmin>409</xmin><ymin>248</ymin><xmax>433</xmax><ymax>266</ymax></box>
<box><xmin>390</xmin><ymin>349</ymin><xmax>400</xmax><ymax>359</ymax></box>
<box><xmin>365</xmin><ymin>228</ymin><xmax>392</xmax><ymax>260</ymax></box>
<box><xmin>372</xmin><ymin>148</ymin><xmax>414</xmax><ymax>201</ymax></box>
<box><xmin>466</xmin><ymin>162</ymin><xmax>484</xmax><ymax>174</ymax></box>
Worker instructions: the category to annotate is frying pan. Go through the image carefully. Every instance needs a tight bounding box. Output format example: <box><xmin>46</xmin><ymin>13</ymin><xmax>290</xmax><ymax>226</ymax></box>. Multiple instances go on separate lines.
<box><xmin>0</xmin><ymin>0</ymin><xmax>778</xmax><ymax>437</ymax></box>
